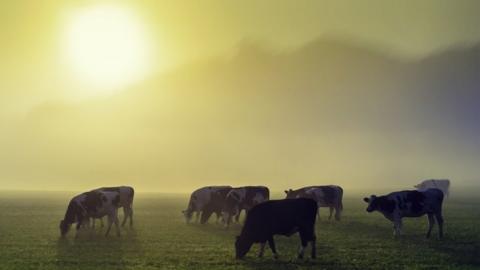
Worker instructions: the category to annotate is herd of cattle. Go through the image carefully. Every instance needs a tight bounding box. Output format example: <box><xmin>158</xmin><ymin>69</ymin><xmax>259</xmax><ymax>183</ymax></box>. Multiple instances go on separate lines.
<box><xmin>60</xmin><ymin>179</ymin><xmax>450</xmax><ymax>259</ymax></box>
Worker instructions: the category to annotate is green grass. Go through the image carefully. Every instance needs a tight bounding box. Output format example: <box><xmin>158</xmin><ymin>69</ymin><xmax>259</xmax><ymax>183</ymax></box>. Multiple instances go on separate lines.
<box><xmin>0</xmin><ymin>191</ymin><xmax>479</xmax><ymax>270</ymax></box>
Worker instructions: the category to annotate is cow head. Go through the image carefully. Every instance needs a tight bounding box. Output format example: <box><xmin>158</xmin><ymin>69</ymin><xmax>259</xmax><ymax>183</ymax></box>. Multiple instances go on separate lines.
<box><xmin>59</xmin><ymin>220</ymin><xmax>71</xmax><ymax>236</ymax></box>
<box><xmin>222</xmin><ymin>207</ymin><xmax>238</xmax><ymax>227</ymax></box>
<box><xmin>363</xmin><ymin>195</ymin><xmax>378</xmax><ymax>212</ymax></box>
<box><xmin>284</xmin><ymin>189</ymin><xmax>294</xmax><ymax>198</ymax></box>
<box><xmin>235</xmin><ymin>235</ymin><xmax>253</xmax><ymax>259</ymax></box>
<box><xmin>182</xmin><ymin>209</ymin><xmax>193</xmax><ymax>223</ymax></box>
<box><xmin>223</xmin><ymin>194</ymin><xmax>241</xmax><ymax>226</ymax></box>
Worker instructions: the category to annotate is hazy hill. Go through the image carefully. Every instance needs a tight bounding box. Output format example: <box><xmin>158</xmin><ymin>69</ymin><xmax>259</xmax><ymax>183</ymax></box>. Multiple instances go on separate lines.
<box><xmin>2</xmin><ymin>38</ymin><xmax>479</xmax><ymax>191</ymax></box>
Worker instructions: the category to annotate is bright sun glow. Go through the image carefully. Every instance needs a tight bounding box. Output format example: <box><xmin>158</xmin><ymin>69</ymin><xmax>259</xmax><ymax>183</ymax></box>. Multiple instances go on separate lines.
<box><xmin>65</xmin><ymin>5</ymin><xmax>151</xmax><ymax>94</ymax></box>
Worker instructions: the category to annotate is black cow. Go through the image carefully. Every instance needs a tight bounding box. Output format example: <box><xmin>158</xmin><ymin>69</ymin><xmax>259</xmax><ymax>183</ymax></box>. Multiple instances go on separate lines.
<box><xmin>235</xmin><ymin>198</ymin><xmax>317</xmax><ymax>260</ymax></box>
<box><xmin>182</xmin><ymin>186</ymin><xmax>232</xmax><ymax>224</ymax></box>
<box><xmin>363</xmin><ymin>188</ymin><xmax>444</xmax><ymax>238</ymax></box>
<box><xmin>285</xmin><ymin>185</ymin><xmax>343</xmax><ymax>220</ymax></box>
<box><xmin>60</xmin><ymin>190</ymin><xmax>121</xmax><ymax>237</ymax></box>
<box><xmin>223</xmin><ymin>186</ymin><xmax>269</xmax><ymax>227</ymax></box>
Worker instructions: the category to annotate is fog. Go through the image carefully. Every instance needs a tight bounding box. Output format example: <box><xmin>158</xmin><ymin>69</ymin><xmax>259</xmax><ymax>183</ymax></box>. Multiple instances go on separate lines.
<box><xmin>1</xmin><ymin>38</ymin><xmax>479</xmax><ymax>192</ymax></box>
<box><xmin>2</xmin><ymin>0</ymin><xmax>480</xmax><ymax>192</ymax></box>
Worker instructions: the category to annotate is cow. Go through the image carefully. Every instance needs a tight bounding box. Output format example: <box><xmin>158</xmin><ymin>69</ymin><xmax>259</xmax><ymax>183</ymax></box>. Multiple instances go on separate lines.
<box><xmin>285</xmin><ymin>185</ymin><xmax>343</xmax><ymax>221</ymax></box>
<box><xmin>91</xmin><ymin>186</ymin><xmax>135</xmax><ymax>228</ymax></box>
<box><xmin>223</xmin><ymin>186</ymin><xmax>269</xmax><ymax>227</ymax></box>
<box><xmin>235</xmin><ymin>198</ymin><xmax>317</xmax><ymax>260</ymax></box>
<box><xmin>182</xmin><ymin>186</ymin><xmax>232</xmax><ymax>224</ymax></box>
<box><xmin>415</xmin><ymin>179</ymin><xmax>450</xmax><ymax>197</ymax></box>
<box><xmin>59</xmin><ymin>190</ymin><xmax>122</xmax><ymax>237</ymax></box>
<box><xmin>363</xmin><ymin>188</ymin><xmax>444</xmax><ymax>238</ymax></box>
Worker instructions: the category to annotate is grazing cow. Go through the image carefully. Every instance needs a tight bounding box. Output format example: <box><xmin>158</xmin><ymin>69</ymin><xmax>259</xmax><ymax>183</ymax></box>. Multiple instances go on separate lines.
<box><xmin>415</xmin><ymin>179</ymin><xmax>450</xmax><ymax>197</ymax></box>
<box><xmin>182</xmin><ymin>186</ymin><xmax>232</xmax><ymax>224</ymax></box>
<box><xmin>235</xmin><ymin>198</ymin><xmax>317</xmax><ymax>260</ymax></box>
<box><xmin>223</xmin><ymin>186</ymin><xmax>270</xmax><ymax>227</ymax></box>
<box><xmin>59</xmin><ymin>190</ymin><xmax>121</xmax><ymax>237</ymax></box>
<box><xmin>285</xmin><ymin>185</ymin><xmax>343</xmax><ymax>220</ymax></box>
<box><xmin>363</xmin><ymin>188</ymin><xmax>444</xmax><ymax>238</ymax></box>
<box><xmin>92</xmin><ymin>186</ymin><xmax>135</xmax><ymax>227</ymax></box>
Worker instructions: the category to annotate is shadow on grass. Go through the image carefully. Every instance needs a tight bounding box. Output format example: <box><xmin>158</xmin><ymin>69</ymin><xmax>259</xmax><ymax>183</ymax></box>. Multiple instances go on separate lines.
<box><xmin>427</xmin><ymin>236</ymin><xmax>480</xmax><ymax>266</ymax></box>
<box><xmin>188</xmin><ymin>214</ymin><xmax>480</xmax><ymax>268</ymax></box>
<box><xmin>235</xmin><ymin>241</ymin><xmax>353</xmax><ymax>270</ymax></box>
<box><xmin>328</xmin><ymin>218</ymin><xmax>480</xmax><ymax>268</ymax></box>
<box><xmin>188</xmin><ymin>221</ymin><xmax>242</xmax><ymax>237</ymax></box>
<box><xmin>55</xmin><ymin>228</ymin><xmax>142</xmax><ymax>269</ymax></box>
<box><xmin>190</xmin><ymin>222</ymin><xmax>353</xmax><ymax>270</ymax></box>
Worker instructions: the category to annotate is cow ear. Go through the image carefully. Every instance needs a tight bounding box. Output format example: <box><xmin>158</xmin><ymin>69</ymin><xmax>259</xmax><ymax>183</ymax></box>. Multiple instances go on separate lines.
<box><xmin>289</xmin><ymin>189</ymin><xmax>293</xmax><ymax>192</ymax></box>
<box><xmin>363</xmin><ymin>197</ymin><xmax>370</xmax><ymax>203</ymax></box>
<box><xmin>284</xmin><ymin>190</ymin><xmax>288</xmax><ymax>194</ymax></box>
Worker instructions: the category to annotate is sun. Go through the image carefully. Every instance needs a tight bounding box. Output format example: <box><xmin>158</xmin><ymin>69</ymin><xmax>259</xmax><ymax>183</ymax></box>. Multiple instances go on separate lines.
<box><xmin>64</xmin><ymin>5</ymin><xmax>151</xmax><ymax>94</ymax></box>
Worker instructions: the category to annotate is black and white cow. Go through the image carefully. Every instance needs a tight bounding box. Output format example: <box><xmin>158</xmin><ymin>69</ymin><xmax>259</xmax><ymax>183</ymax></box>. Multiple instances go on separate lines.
<box><xmin>223</xmin><ymin>186</ymin><xmax>270</xmax><ymax>227</ymax></box>
<box><xmin>235</xmin><ymin>198</ymin><xmax>317</xmax><ymax>260</ymax></box>
<box><xmin>363</xmin><ymin>188</ymin><xmax>444</xmax><ymax>238</ymax></box>
<box><xmin>415</xmin><ymin>179</ymin><xmax>450</xmax><ymax>197</ymax></box>
<box><xmin>92</xmin><ymin>186</ymin><xmax>135</xmax><ymax>228</ymax></box>
<box><xmin>285</xmin><ymin>185</ymin><xmax>343</xmax><ymax>220</ymax></box>
<box><xmin>182</xmin><ymin>186</ymin><xmax>232</xmax><ymax>224</ymax></box>
<box><xmin>59</xmin><ymin>190</ymin><xmax>122</xmax><ymax>237</ymax></box>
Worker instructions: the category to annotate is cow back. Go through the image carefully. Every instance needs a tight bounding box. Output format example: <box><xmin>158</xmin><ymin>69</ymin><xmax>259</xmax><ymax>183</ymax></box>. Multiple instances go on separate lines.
<box><xmin>241</xmin><ymin>198</ymin><xmax>317</xmax><ymax>241</ymax></box>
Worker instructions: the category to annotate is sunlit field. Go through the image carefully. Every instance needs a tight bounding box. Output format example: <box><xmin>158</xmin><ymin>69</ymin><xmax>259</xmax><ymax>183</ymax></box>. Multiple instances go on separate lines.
<box><xmin>0</xmin><ymin>191</ymin><xmax>478</xmax><ymax>270</ymax></box>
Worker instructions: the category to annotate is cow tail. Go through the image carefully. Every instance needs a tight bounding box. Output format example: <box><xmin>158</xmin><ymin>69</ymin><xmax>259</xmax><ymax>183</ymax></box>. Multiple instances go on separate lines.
<box><xmin>446</xmin><ymin>180</ymin><xmax>450</xmax><ymax>197</ymax></box>
<box><xmin>338</xmin><ymin>187</ymin><xmax>344</xmax><ymax>210</ymax></box>
<box><xmin>129</xmin><ymin>187</ymin><xmax>135</xmax><ymax>207</ymax></box>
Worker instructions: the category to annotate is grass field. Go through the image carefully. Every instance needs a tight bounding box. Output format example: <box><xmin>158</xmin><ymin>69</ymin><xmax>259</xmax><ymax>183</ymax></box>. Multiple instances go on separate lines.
<box><xmin>0</xmin><ymin>191</ymin><xmax>479</xmax><ymax>270</ymax></box>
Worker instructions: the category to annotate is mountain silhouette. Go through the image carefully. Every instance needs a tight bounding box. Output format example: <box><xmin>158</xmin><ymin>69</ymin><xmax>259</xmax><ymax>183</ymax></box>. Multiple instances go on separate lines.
<box><xmin>8</xmin><ymin>37</ymin><xmax>480</xmax><ymax>189</ymax></box>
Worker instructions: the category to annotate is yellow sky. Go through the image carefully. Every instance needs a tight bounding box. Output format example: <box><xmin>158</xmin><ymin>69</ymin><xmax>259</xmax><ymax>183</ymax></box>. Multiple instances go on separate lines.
<box><xmin>1</xmin><ymin>0</ymin><xmax>480</xmax><ymax>192</ymax></box>
<box><xmin>2</xmin><ymin>0</ymin><xmax>480</xmax><ymax>106</ymax></box>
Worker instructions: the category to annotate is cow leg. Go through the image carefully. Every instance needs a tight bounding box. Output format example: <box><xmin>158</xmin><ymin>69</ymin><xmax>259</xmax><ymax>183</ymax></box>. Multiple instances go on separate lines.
<box><xmin>114</xmin><ymin>211</ymin><xmax>121</xmax><ymax>236</ymax></box>
<box><xmin>122</xmin><ymin>207</ymin><xmax>128</xmax><ymax>227</ymax></box>
<box><xmin>267</xmin><ymin>237</ymin><xmax>278</xmax><ymax>259</ymax></box>
<box><xmin>100</xmin><ymin>217</ymin><xmax>104</xmax><ymax>228</ymax></box>
<box><xmin>75</xmin><ymin>221</ymin><xmax>83</xmax><ymax>238</ymax></box>
<box><xmin>393</xmin><ymin>216</ymin><xmax>402</xmax><ymax>237</ymax></box>
<box><xmin>297</xmin><ymin>244</ymin><xmax>306</xmax><ymax>259</ymax></box>
<box><xmin>311</xmin><ymin>235</ymin><xmax>317</xmax><ymax>259</ymax></box>
<box><xmin>328</xmin><ymin>207</ymin><xmax>333</xmax><ymax>220</ymax></box>
<box><xmin>426</xmin><ymin>213</ymin><xmax>435</xmax><ymax>238</ymax></box>
<box><xmin>129</xmin><ymin>207</ymin><xmax>134</xmax><ymax>227</ymax></box>
<box><xmin>195</xmin><ymin>211</ymin><xmax>200</xmax><ymax>223</ymax></box>
<box><xmin>435</xmin><ymin>212</ymin><xmax>444</xmax><ymax>239</ymax></box>
<box><xmin>258</xmin><ymin>242</ymin><xmax>266</xmax><ymax>258</ymax></box>
<box><xmin>122</xmin><ymin>207</ymin><xmax>133</xmax><ymax>227</ymax></box>
<box><xmin>298</xmin><ymin>229</ymin><xmax>312</xmax><ymax>259</ymax></box>
<box><xmin>398</xmin><ymin>219</ymin><xmax>403</xmax><ymax>235</ymax></box>
<box><xmin>80</xmin><ymin>218</ymin><xmax>87</xmax><ymax>229</ymax></box>
<box><xmin>335</xmin><ymin>206</ymin><xmax>341</xmax><ymax>221</ymax></box>
<box><xmin>235</xmin><ymin>210</ymin><xmax>241</xmax><ymax>223</ymax></box>
<box><xmin>215</xmin><ymin>212</ymin><xmax>220</xmax><ymax>223</ymax></box>
<box><xmin>223</xmin><ymin>212</ymin><xmax>232</xmax><ymax>228</ymax></box>
<box><xmin>105</xmin><ymin>211</ymin><xmax>121</xmax><ymax>237</ymax></box>
<box><xmin>105</xmin><ymin>216</ymin><xmax>113</xmax><ymax>237</ymax></box>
